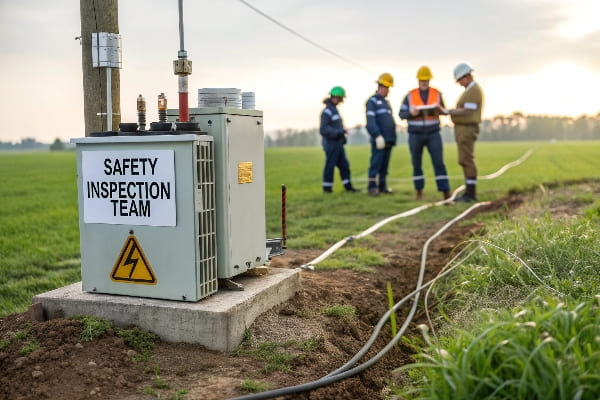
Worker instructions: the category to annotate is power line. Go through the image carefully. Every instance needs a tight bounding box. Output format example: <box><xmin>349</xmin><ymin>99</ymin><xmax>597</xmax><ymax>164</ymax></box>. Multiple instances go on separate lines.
<box><xmin>237</xmin><ymin>0</ymin><xmax>375</xmax><ymax>74</ymax></box>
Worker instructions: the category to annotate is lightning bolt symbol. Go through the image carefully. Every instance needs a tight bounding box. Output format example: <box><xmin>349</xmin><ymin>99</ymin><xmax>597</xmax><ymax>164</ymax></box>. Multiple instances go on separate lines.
<box><xmin>124</xmin><ymin>244</ymin><xmax>139</xmax><ymax>279</ymax></box>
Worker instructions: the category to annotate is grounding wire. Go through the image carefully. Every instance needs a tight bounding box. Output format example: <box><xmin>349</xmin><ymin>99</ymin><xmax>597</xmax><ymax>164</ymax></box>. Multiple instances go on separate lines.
<box><xmin>228</xmin><ymin>203</ymin><xmax>489</xmax><ymax>400</ymax></box>
<box><xmin>237</xmin><ymin>0</ymin><xmax>375</xmax><ymax>74</ymax></box>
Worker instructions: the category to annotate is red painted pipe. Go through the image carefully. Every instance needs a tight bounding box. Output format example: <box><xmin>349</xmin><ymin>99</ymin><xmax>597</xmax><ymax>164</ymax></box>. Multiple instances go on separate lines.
<box><xmin>178</xmin><ymin>91</ymin><xmax>189</xmax><ymax>122</ymax></box>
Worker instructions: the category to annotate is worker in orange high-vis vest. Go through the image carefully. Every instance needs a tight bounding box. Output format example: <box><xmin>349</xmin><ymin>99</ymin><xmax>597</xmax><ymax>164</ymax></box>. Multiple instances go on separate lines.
<box><xmin>399</xmin><ymin>66</ymin><xmax>451</xmax><ymax>201</ymax></box>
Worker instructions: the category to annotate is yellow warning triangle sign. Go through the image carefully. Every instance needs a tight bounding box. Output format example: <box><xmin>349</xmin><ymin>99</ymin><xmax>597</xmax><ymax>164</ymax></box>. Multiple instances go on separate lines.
<box><xmin>111</xmin><ymin>236</ymin><xmax>157</xmax><ymax>285</ymax></box>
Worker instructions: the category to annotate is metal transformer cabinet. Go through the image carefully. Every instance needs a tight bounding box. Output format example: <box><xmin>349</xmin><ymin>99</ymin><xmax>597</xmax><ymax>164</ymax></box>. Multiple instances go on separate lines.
<box><xmin>168</xmin><ymin>107</ymin><xmax>266</xmax><ymax>279</ymax></box>
<box><xmin>71</xmin><ymin>134</ymin><xmax>217</xmax><ymax>301</ymax></box>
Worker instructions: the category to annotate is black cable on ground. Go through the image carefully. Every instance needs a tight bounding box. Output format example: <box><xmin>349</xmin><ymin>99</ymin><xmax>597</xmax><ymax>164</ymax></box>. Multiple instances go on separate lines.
<box><xmin>229</xmin><ymin>203</ymin><xmax>489</xmax><ymax>400</ymax></box>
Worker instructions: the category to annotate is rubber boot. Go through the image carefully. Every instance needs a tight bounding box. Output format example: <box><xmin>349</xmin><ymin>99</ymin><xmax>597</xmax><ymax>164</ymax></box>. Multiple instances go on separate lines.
<box><xmin>344</xmin><ymin>183</ymin><xmax>360</xmax><ymax>192</ymax></box>
<box><xmin>467</xmin><ymin>184</ymin><xmax>477</xmax><ymax>201</ymax></box>
<box><xmin>456</xmin><ymin>184</ymin><xmax>476</xmax><ymax>202</ymax></box>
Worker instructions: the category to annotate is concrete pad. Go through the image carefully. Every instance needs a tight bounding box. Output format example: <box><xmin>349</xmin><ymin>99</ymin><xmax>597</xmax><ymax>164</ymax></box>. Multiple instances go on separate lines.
<box><xmin>32</xmin><ymin>267</ymin><xmax>301</xmax><ymax>352</ymax></box>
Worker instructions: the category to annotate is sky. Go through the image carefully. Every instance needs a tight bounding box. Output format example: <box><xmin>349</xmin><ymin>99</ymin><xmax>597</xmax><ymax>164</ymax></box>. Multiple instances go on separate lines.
<box><xmin>1</xmin><ymin>0</ymin><xmax>599</xmax><ymax>144</ymax></box>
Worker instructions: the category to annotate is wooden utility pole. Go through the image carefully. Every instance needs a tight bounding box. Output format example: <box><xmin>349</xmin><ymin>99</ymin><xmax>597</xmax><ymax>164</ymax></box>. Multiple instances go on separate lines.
<box><xmin>80</xmin><ymin>0</ymin><xmax>120</xmax><ymax>135</ymax></box>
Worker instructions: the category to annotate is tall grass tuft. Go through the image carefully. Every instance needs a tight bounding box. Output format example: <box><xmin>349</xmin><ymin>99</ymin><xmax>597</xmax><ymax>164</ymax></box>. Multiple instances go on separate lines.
<box><xmin>397</xmin><ymin>212</ymin><xmax>600</xmax><ymax>399</ymax></box>
<box><xmin>387</xmin><ymin>282</ymin><xmax>398</xmax><ymax>341</ymax></box>
<box><xmin>397</xmin><ymin>298</ymin><xmax>600</xmax><ymax>399</ymax></box>
<box><xmin>435</xmin><ymin>215</ymin><xmax>600</xmax><ymax>323</ymax></box>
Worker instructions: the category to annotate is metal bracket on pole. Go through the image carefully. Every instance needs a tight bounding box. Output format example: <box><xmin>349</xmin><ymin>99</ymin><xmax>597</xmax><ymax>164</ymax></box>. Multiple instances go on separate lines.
<box><xmin>92</xmin><ymin>32</ymin><xmax>122</xmax><ymax>131</ymax></box>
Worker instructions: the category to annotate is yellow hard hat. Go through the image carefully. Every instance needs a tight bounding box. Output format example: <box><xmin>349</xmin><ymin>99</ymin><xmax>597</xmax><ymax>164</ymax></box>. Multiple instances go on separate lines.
<box><xmin>416</xmin><ymin>65</ymin><xmax>433</xmax><ymax>80</ymax></box>
<box><xmin>376</xmin><ymin>72</ymin><xmax>394</xmax><ymax>88</ymax></box>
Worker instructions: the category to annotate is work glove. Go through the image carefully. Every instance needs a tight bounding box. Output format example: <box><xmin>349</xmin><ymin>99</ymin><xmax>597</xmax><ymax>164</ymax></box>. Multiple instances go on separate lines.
<box><xmin>375</xmin><ymin>135</ymin><xmax>385</xmax><ymax>150</ymax></box>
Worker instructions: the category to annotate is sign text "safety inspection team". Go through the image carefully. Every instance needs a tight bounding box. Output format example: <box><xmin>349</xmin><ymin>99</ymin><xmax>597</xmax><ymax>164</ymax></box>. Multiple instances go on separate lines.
<box><xmin>87</xmin><ymin>158</ymin><xmax>170</xmax><ymax>218</ymax></box>
<box><xmin>81</xmin><ymin>150</ymin><xmax>176</xmax><ymax>227</ymax></box>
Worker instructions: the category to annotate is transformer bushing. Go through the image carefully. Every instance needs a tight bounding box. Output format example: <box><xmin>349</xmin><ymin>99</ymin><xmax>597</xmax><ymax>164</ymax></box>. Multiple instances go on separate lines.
<box><xmin>137</xmin><ymin>94</ymin><xmax>146</xmax><ymax>131</ymax></box>
<box><xmin>158</xmin><ymin>93</ymin><xmax>167</xmax><ymax>123</ymax></box>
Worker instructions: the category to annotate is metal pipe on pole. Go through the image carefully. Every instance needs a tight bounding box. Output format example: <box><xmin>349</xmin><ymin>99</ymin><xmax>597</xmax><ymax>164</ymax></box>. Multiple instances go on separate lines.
<box><xmin>106</xmin><ymin>68</ymin><xmax>112</xmax><ymax>129</ymax></box>
<box><xmin>175</xmin><ymin>0</ymin><xmax>191</xmax><ymax>122</ymax></box>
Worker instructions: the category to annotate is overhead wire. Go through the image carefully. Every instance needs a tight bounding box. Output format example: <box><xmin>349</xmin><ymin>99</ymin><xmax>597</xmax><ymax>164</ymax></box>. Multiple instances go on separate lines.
<box><xmin>236</xmin><ymin>0</ymin><xmax>375</xmax><ymax>74</ymax></box>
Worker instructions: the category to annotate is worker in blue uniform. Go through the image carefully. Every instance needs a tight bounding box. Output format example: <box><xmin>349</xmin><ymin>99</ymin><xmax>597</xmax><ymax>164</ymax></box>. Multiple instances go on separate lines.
<box><xmin>319</xmin><ymin>86</ymin><xmax>359</xmax><ymax>193</ymax></box>
<box><xmin>399</xmin><ymin>66</ymin><xmax>451</xmax><ymax>200</ymax></box>
<box><xmin>366</xmin><ymin>73</ymin><xmax>397</xmax><ymax>195</ymax></box>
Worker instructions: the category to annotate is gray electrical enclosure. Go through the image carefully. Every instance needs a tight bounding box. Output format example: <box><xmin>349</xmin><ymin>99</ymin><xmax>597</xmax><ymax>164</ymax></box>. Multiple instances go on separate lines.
<box><xmin>71</xmin><ymin>134</ymin><xmax>217</xmax><ymax>301</ymax></box>
<box><xmin>168</xmin><ymin>107</ymin><xmax>266</xmax><ymax>278</ymax></box>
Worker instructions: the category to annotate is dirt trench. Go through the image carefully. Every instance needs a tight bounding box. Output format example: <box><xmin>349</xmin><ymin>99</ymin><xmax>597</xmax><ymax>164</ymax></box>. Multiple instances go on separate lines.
<box><xmin>0</xmin><ymin>194</ymin><xmax>541</xmax><ymax>400</ymax></box>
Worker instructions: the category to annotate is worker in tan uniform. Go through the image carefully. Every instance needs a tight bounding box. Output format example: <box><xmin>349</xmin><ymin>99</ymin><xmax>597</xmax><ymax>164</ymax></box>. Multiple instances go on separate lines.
<box><xmin>447</xmin><ymin>62</ymin><xmax>484</xmax><ymax>202</ymax></box>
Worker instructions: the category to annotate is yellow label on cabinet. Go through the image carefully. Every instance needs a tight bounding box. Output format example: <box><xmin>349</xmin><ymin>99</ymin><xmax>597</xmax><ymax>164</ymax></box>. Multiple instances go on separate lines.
<box><xmin>238</xmin><ymin>162</ymin><xmax>253</xmax><ymax>184</ymax></box>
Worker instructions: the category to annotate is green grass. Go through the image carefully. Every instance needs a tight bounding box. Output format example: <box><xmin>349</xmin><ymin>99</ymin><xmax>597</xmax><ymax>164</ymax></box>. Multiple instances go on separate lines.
<box><xmin>73</xmin><ymin>315</ymin><xmax>113</xmax><ymax>342</ymax></box>
<box><xmin>170</xmin><ymin>389</ymin><xmax>189</xmax><ymax>400</ymax></box>
<box><xmin>323</xmin><ymin>304</ymin><xmax>356</xmax><ymax>321</ymax></box>
<box><xmin>318</xmin><ymin>244</ymin><xmax>385</xmax><ymax>272</ymax></box>
<box><xmin>70</xmin><ymin>316</ymin><xmax>157</xmax><ymax>361</ymax></box>
<box><xmin>2</xmin><ymin>142</ymin><xmax>600</xmax><ymax>396</ymax></box>
<box><xmin>2</xmin><ymin>141</ymin><xmax>600</xmax><ymax>317</ymax></box>
<box><xmin>0</xmin><ymin>152</ymin><xmax>80</xmax><ymax>316</ymax></box>
<box><xmin>241</xmin><ymin>379</ymin><xmax>270</xmax><ymax>393</ymax></box>
<box><xmin>266</xmin><ymin>142</ymin><xmax>600</xmax><ymax>248</ymax></box>
<box><xmin>434</xmin><ymin>214</ymin><xmax>600</xmax><ymax>321</ymax></box>
<box><xmin>234</xmin><ymin>329</ymin><xmax>323</xmax><ymax>375</ymax></box>
<box><xmin>116</xmin><ymin>326</ymin><xmax>157</xmax><ymax>362</ymax></box>
<box><xmin>13</xmin><ymin>329</ymin><xmax>29</xmax><ymax>341</ymax></box>
<box><xmin>19</xmin><ymin>339</ymin><xmax>39</xmax><ymax>355</ymax></box>
<box><xmin>398</xmin><ymin>299</ymin><xmax>600</xmax><ymax>399</ymax></box>
<box><xmin>138</xmin><ymin>386</ymin><xmax>156</xmax><ymax>395</ymax></box>
<box><xmin>395</xmin><ymin>197</ymin><xmax>600</xmax><ymax>399</ymax></box>
<box><xmin>152</xmin><ymin>365</ymin><xmax>170</xmax><ymax>389</ymax></box>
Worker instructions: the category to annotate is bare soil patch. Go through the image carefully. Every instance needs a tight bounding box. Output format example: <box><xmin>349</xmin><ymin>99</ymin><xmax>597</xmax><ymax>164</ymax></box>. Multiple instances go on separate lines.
<box><xmin>1</xmin><ymin>184</ymin><xmax>593</xmax><ymax>400</ymax></box>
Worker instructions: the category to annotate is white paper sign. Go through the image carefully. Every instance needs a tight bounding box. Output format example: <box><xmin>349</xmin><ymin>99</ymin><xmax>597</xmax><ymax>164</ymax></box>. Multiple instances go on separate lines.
<box><xmin>82</xmin><ymin>150</ymin><xmax>176</xmax><ymax>226</ymax></box>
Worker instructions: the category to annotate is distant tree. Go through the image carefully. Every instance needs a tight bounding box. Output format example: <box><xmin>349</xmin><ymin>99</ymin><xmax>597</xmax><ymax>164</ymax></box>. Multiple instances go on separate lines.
<box><xmin>49</xmin><ymin>138</ymin><xmax>65</xmax><ymax>151</ymax></box>
<box><xmin>21</xmin><ymin>138</ymin><xmax>38</xmax><ymax>149</ymax></box>
<box><xmin>266</xmin><ymin>128</ymin><xmax>319</xmax><ymax>147</ymax></box>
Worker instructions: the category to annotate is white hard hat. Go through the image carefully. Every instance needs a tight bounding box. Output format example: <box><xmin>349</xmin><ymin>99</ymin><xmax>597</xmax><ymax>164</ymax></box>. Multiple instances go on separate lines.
<box><xmin>454</xmin><ymin>62</ymin><xmax>474</xmax><ymax>81</ymax></box>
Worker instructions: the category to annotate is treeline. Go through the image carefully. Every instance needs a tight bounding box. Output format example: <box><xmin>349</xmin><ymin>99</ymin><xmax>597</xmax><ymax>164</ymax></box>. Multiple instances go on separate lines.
<box><xmin>265</xmin><ymin>113</ymin><xmax>600</xmax><ymax>147</ymax></box>
<box><xmin>481</xmin><ymin>112</ymin><xmax>600</xmax><ymax>141</ymax></box>
<box><xmin>0</xmin><ymin>138</ymin><xmax>73</xmax><ymax>151</ymax></box>
<box><xmin>264</xmin><ymin>126</ymin><xmax>370</xmax><ymax>148</ymax></box>
<box><xmin>0</xmin><ymin>138</ymin><xmax>49</xmax><ymax>151</ymax></box>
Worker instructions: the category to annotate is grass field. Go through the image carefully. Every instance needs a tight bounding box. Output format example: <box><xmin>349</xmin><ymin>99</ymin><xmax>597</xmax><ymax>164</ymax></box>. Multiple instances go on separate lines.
<box><xmin>1</xmin><ymin>141</ymin><xmax>600</xmax><ymax>317</ymax></box>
